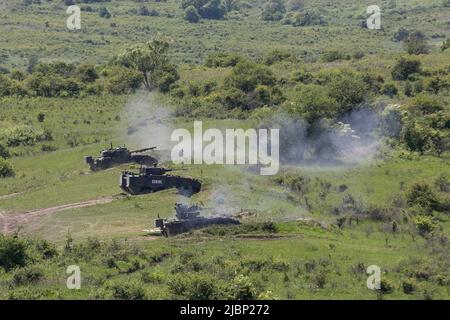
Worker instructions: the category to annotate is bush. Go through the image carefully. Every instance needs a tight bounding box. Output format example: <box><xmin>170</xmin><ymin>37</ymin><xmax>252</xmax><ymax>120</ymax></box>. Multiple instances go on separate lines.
<box><xmin>325</xmin><ymin>70</ymin><xmax>370</xmax><ymax>114</ymax></box>
<box><xmin>168</xmin><ymin>273</ymin><xmax>220</xmax><ymax>300</ymax></box>
<box><xmin>76</xmin><ymin>64</ymin><xmax>98</xmax><ymax>83</ymax></box>
<box><xmin>1</xmin><ymin>125</ymin><xmax>47</xmax><ymax>147</ymax></box>
<box><xmin>182</xmin><ymin>0</ymin><xmax>225</xmax><ymax>20</ymax></box>
<box><xmin>0</xmin><ymin>157</ymin><xmax>14</xmax><ymax>178</ymax></box>
<box><xmin>407</xmin><ymin>94</ymin><xmax>443</xmax><ymax>115</ymax></box>
<box><xmin>225</xmin><ymin>275</ymin><xmax>259</xmax><ymax>300</ymax></box>
<box><xmin>413</xmin><ymin>215</ymin><xmax>437</xmax><ymax>236</ymax></box>
<box><xmin>379</xmin><ymin>279</ymin><xmax>394</xmax><ymax>294</ymax></box>
<box><xmin>106</xmin><ymin>280</ymin><xmax>147</xmax><ymax>300</ymax></box>
<box><xmin>286</xmin><ymin>84</ymin><xmax>338</xmax><ymax>123</ymax></box>
<box><xmin>204</xmin><ymin>52</ymin><xmax>243</xmax><ymax>67</ymax></box>
<box><xmin>0</xmin><ymin>236</ymin><xmax>29</xmax><ymax>271</ymax></box>
<box><xmin>12</xmin><ymin>265</ymin><xmax>44</xmax><ymax>286</ymax></box>
<box><xmin>402</xmin><ymin>279</ymin><xmax>416</xmax><ymax>294</ymax></box>
<box><xmin>322</xmin><ymin>51</ymin><xmax>346</xmax><ymax>62</ymax></box>
<box><xmin>99</xmin><ymin>7</ymin><xmax>111</xmax><ymax>19</ymax></box>
<box><xmin>103</xmin><ymin>66</ymin><xmax>143</xmax><ymax>94</ymax></box>
<box><xmin>263</xmin><ymin>50</ymin><xmax>293</xmax><ymax>65</ymax></box>
<box><xmin>0</xmin><ymin>143</ymin><xmax>10</xmax><ymax>158</ymax></box>
<box><xmin>435</xmin><ymin>174</ymin><xmax>449</xmax><ymax>192</ymax></box>
<box><xmin>225</xmin><ymin>60</ymin><xmax>276</xmax><ymax>92</ymax></box>
<box><xmin>403</xmin><ymin>31</ymin><xmax>428</xmax><ymax>55</ymax></box>
<box><xmin>382</xmin><ymin>83</ymin><xmax>398</xmax><ymax>97</ymax></box>
<box><xmin>261</xmin><ymin>0</ymin><xmax>286</xmax><ymax>21</ymax></box>
<box><xmin>391</xmin><ymin>57</ymin><xmax>422</xmax><ymax>80</ymax></box>
<box><xmin>184</xmin><ymin>5</ymin><xmax>201</xmax><ymax>23</ymax></box>
<box><xmin>290</xmin><ymin>10</ymin><xmax>326</xmax><ymax>26</ymax></box>
<box><xmin>406</xmin><ymin>182</ymin><xmax>440</xmax><ymax>211</ymax></box>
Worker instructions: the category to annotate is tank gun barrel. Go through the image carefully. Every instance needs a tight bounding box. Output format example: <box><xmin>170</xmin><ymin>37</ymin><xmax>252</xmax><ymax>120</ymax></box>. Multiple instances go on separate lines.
<box><xmin>130</xmin><ymin>147</ymin><xmax>156</xmax><ymax>154</ymax></box>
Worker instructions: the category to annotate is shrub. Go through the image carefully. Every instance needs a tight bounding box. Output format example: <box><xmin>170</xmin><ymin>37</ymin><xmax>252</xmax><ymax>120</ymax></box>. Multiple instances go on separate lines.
<box><xmin>261</xmin><ymin>0</ymin><xmax>286</xmax><ymax>21</ymax></box>
<box><xmin>382</xmin><ymin>83</ymin><xmax>398</xmax><ymax>97</ymax></box>
<box><xmin>1</xmin><ymin>125</ymin><xmax>46</xmax><ymax>147</ymax></box>
<box><xmin>379</xmin><ymin>279</ymin><xmax>394</xmax><ymax>294</ymax></box>
<box><xmin>406</xmin><ymin>182</ymin><xmax>440</xmax><ymax>211</ymax></box>
<box><xmin>225</xmin><ymin>275</ymin><xmax>259</xmax><ymax>300</ymax></box>
<box><xmin>184</xmin><ymin>5</ymin><xmax>201</xmax><ymax>23</ymax></box>
<box><xmin>290</xmin><ymin>10</ymin><xmax>326</xmax><ymax>26</ymax></box>
<box><xmin>322</xmin><ymin>51</ymin><xmax>346</xmax><ymax>62</ymax></box>
<box><xmin>204</xmin><ymin>52</ymin><xmax>243</xmax><ymax>67</ymax></box>
<box><xmin>182</xmin><ymin>0</ymin><xmax>225</xmax><ymax>20</ymax></box>
<box><xmin>403</xmin><ymin>31</ymin><xmax>428</xmax><ymax>55</ymax></box>
<box><xmin>103</xmin><ymin>66</ymin><xmax>143</xmax><ymax>94</ymax></box>
<box><xmin>435</xmin><ymin>174</ymin><xmax>449</xmax><ymax>192</ymax></box>
<box><xmin>0</xmin><ymin>157</ymin><xmax>14</xmax><ymax>178</ymax></box>
<box><xmin>12</xmin><ymin>265</ymin><xmax>44</xmax><ymax>286</ymax></box>
<box><xmin>168</xmin><ymin>273</ymin><xmax>220</xmax><ymax>300</ymax></box>
<box><xmin>391</xmin><ymin>57</ymin><xmax>422</xmax><ymax>80</ymax></box>
<box><xmin>225</xmin><ymin>60</ymin><xmax>275</xmax><ymax>92</ymax></box>
<box><xmin>0</xmin><ymin>143</ymin><xmax>10</xmax><ymax>158</ymax></box>
<box><xmin>76</xmin><ymin>64</ymin><xmax>98</xmax><ymax>83</ymax></box>
<box><xmin>0</xmin><ymin>236</ymin><xmax>29</xmax><ymax>271</ymax></box>
<box><xmin>106</xmin><ymin>280</ymin><xmax>147</xmax><ymax>300</ymax></box>
<box><xmin>407</xmin><ymin>94</ymin><xmax>443</xmax><ymax>116</ymax></box>
<box><xmin>286</xmin><ymin>84</ymin><xmax>338</xmax><ymax>123</ymax></box>
<box><xmin>402</xmin><ymin>279</ymin><xmax>416</xmax><ymax>294</ymax></box>
<box><xmin>413</xmin><ymin>215</ymin><xmax>437</xmax><ymax>236</ymax></box>
<box><xmin>325</xmin><ymin>70</ymin><xmax>370</xmax><ymax>114</ymax></box>
<box><xmin>99</xmin><ymin>7</ymin><xmax>111</xmax><ymax>19</ymax></box>
<box><xmin>263</xmin><ymin>50</ymin><xmax>293</xmax><ymax>65</ymax></box>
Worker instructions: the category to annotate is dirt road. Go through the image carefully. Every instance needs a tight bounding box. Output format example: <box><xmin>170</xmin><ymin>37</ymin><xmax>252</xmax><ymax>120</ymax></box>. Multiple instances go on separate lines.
<box><xmin>0</xmin><ymin>196</ymin><xmax>114</xmax><ymax>234</ymax></box>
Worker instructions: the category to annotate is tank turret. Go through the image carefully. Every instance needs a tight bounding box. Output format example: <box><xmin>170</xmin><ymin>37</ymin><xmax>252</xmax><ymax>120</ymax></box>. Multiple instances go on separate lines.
<box><xmin>153</xmin><ymin>204</ymin><xmax>240</xmax><ymax>237</ymax></box>
<box><xmin>85</xmin><ymin>145</ymin><xmax>158</xmax><ymax>171</ymax></box>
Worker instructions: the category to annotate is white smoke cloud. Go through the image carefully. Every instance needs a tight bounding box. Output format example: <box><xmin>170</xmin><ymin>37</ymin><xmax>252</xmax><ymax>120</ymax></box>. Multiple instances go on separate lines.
<box><xmin>121</xmin><ymin>91</ymin><xmax>175</xmax><ymax>161</ymax></box>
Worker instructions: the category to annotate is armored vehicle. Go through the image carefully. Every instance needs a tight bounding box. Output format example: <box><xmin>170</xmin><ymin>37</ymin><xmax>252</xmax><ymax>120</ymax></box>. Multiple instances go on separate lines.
<box><xmin>120</xmin><ymin>166</ymin><xmax>201</xmax><ymax>195</ymax></box>
<box><xmin>154</xmin><ymin>203</ymin><xmax>240</xmax><ymax>237</ymax></box>
<box><xmin>85</xmin><ymin>144</ymin><xmax>157</xmax><ymax>171</ymax></box>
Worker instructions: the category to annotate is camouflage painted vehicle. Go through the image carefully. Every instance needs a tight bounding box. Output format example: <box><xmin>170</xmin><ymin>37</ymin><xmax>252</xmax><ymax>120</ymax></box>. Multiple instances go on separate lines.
<box><xmin>84</xmin><ymin>144</ymin><xmax>157</xmax><ymax>171</ymax></box>
<box><xmin>154</xmin><ymin>203</ymin><xmax>240</xmax><ymax>237</ymax></box>
<box><xmin>120</xmin><ymin>166</ymin><xmax>201</xmax><ymax>195</ymax></box>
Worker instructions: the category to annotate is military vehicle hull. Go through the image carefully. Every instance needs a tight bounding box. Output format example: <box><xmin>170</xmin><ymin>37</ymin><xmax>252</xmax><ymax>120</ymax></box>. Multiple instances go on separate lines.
<box><xmin>120</xmin><ymin>172</ymin><xmax>201</xmax><ymax>195</ymax></box>
<box><xmin>85</xmin><ymin>146</ymin><xmax>157</xmax><ymax>171</ymax></box>
<box><xmin>155</xmin><ymin>216</ymin><xmax>240</xmax><ymax>237</ymax></box>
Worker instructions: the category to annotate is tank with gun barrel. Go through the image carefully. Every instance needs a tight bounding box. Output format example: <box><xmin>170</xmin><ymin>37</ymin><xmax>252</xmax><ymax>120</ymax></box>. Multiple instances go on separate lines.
<box><xmin>153</xmin><ymin>203</ymin><xmax>240</xmax><ymax>237</ymax></box>
<box><xmin>120</xmin><ymin>166</ymin><xmax>201</xmax><ymax>195</ymax></box>
<box><xmin>84</xmin><ymin>144</ymin><xmax>158</xmax><ymax>171</ymax></box>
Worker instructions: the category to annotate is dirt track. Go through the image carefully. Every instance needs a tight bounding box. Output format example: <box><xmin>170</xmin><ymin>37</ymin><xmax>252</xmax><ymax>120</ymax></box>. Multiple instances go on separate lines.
<box><xmin>0</xmin><ymin>196</ymin><xmax>114</xmax><ymax>235</ymax></box>
<box><xmin>0</xmin><ymin>192</ymin><xmax>24</xmax><ymax>201</ymax></box>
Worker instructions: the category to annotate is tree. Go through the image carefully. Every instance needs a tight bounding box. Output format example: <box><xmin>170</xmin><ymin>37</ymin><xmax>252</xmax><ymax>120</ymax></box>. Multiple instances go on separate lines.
<box><xmin>261</xmin><ymin>0</ymin><xmax>286</xmax><ymax>21</ymax></box>
<box><xmin>287</xmin><ymin>84</ymin><xmax>338</xmax><ymax>124</ymax></box>
<box><xmin>184</xmin><ymin>5</ymin><xmax>201</xmax><ymax>23</ymax></box>
<box><xmin>225</xmin><ymin>60</ymin><xmax>276</xmax><ymax>92</ymax></box>
<box><xmin>403</xmin><ymin>31</ymin><xmax>428</xmax><ymax>55</ymax></box>
<box><xmin>117</xmin><ymin>38</ymin><xmax>177</xmax><ymax>91</ymax></box>
<box><xmin>181</xmin><ymin>0</ymin><xmax>225</xmax><ymax>20</ymax></box>
<box><xmin>391</xmin><ymin>57</ymin><xmax>422</xmax><ymax>80</ymax></box>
